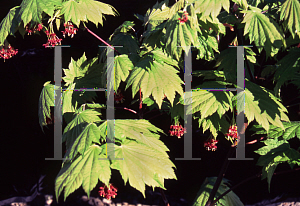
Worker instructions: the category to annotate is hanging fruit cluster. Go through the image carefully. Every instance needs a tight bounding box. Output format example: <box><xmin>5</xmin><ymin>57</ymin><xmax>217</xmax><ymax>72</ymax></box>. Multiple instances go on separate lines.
<box><xmin>114</xmin><ymin>89</ymin><xmax>125</xmax><ymax>104</ymax></box>
<box><xmin>25</xmin><ymin>23</ymin><xmax>43</xmax><ymax>35</ymax></box>
<box><xmin>0</xmin><ymin>44</ymin><xmax>18</xmax><ymax>61</ymax></box>
<box><xmin>169</xmin><ymin>123</ymin><xmax>186</xmax><ymax>138</ymax></box>
<box><xmin>225</xmin><ymin>125</ymin><xmax>240</xmax><ymax>147</ymax></box>
<box><xmin>42</xmin><ymin>30</ymin><xmax>62</xmax><ymax>47</ymax></box>
<box><xmin>98</xmin><ymin>183</ymin><xmax>117</xmax><ymax>200</ymax></box>
<box><xmin>61</xmin><ymin>22</ymin><xmax>78</xmax><ymax>38</ymax></box>
<box><xmin>178</xmin><ymin>11</ymin><xmax>188</xmax><ymax>24</ymax></box>
<box><xmin>204</xmin><ymin>139</ymin><xmax>219</xmax><ymax>151</ymax></box>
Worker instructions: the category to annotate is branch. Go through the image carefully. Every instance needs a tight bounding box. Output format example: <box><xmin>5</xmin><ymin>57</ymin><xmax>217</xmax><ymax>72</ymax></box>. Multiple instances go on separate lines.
<box><xmin>84</xmin><ymin>26</ymin><xmax>121</xmax><ymax>55</ymax></box>
<box><xmin>235</xmin><ymin>23</ymin><xmax>256</xmax><ymax>83</ymax></box>
<box><xmin>115</xmin><ymin>107</ymin><xmax>137</xmax><ymax>114</ymax></box>
<box><xmin>148</xmin><ymin>113</ymin><xmax>164</xmax><ymax>121</ymax></box>
<box><xmin>205</xmin><ymin>147</ymin><xmax>235</xmax><ymax>206</ymax></box>
<box><xmin>138</xmin><ymin>88</ymin><xmax>143</xmax><ymax>119</ymax></box>
<box><xmin>244</xmin><ymin>54</ymin><xmax>256</xmax><ymax>83</ymax></box>
<box><xmin>144</xmin><ymin>109</ymin><xmax>169</xmax><ymax>115</ymax></box>
<box><xmin>160</xmin><ymin>188</ymin><xmax>170</xmax><ymax>206</ymax></box>
<box><xmin>212</xmin><ymin>167</ymin><xmax>300</xmax><ymax>205</ymax></box>
<box><xmin>261</xmin><ymin>5</ymin><xmax>281</xmax><ymax>14</ymax></box>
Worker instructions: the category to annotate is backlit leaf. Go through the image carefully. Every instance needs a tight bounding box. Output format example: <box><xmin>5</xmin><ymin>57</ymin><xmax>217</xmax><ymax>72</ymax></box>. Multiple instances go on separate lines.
<box><xmin>279</xmin><ymin>0</ymin><xmax>300</xmax><ymax>39</ymax></box>
<box><xmin>241</xmin><ymin>6</ymin><xmax>286</xmax><ymax>58</ymax></box>
<box><xmin>108</xmin><ymin>139</ymin><xmax>176</xmax><ymax>197</ymax></box>
<box><xmin>0</xmin><ymin>6</ymin><xmax>20</xmax><ymax>45</ymax></box>
<box><xmin>55</xmin><ymin>145</ymin><xmax>111</xmax><ymax>201</ymax></box>
<box><xmin>126</xmin><ymin>48</ymin><xmax>183</xmax><ymax>108</ymax></box>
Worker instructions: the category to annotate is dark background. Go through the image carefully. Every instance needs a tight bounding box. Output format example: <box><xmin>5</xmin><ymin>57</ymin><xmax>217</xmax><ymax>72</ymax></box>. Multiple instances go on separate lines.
<box><xmin>1</xmin><ymin>0</ymin><xmax>300</xmax><ymax>205</ymax></box>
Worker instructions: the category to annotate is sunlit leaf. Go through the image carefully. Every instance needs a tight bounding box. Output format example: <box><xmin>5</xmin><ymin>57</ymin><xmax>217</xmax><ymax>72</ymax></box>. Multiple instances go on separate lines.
<box><xmin>55</xmin><ymin>145</ymin><xmax>111</xmax><ymax>201</ymax></box>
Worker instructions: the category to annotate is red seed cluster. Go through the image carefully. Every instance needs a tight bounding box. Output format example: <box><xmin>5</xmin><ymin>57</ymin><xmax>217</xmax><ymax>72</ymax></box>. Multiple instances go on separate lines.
<box><xmin>204</xmin><ymin>139</ymin><xmax>219</xmax><ymax>151</ymax></box>
<box><xmin>178</xmin><ymin>11</ymin><xmax>188</xmax><ymax>24</ymax></box>
<box><xmin>225</xmin><ymin>125</ymin><xmax>240</xmax><ymax>147</ymax></box>
<box><xmin>169</xmin><ymin>124</ymin><xmax>186</xmax><ymax>138</ymax></box>
<box><xmin>114</xmin><ymin>89</ymin><xmax>125</xmax><ymax>104</ymax></box>
<box><xmin>25</xmin><ymin>23</ymin><xmax>43</xmax><ymax>35</ymax></box>
<box><xmin>0</xmin><ymin>44</ymin><xmax>18</xmax><ymax>61</ymax></box>
<box><xmin>43</xmin><ymin>31</ymin><xmax>62</xmax><ymax>48</ymax></box>
<box><xmin>61</xmin><ymin>22</ymin><xmax>78</xmax><ymax>38</ymax></box>
<box><xmin>98</xmin><ymin>183</ymin><xmax>117</xmax><ymax>200</ymax></box>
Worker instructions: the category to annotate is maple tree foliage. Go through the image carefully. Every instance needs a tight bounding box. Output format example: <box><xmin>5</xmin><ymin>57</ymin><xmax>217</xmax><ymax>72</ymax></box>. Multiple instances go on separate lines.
<box><xmin>1</xmin><ymin>0</ymin><xmax>300</xmax><ymax>205</ymax></box>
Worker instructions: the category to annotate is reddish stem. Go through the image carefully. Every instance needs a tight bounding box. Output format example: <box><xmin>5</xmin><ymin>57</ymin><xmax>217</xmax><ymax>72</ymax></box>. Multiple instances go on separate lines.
<box><xmin>139</xmin><ymin>88</ymin><xmax>143</xmax><ymax>119</ymax></box>
<box><xmin>115</xmin><ymin>107</ymin><xmax>137</xmax><ymax>114</ymax></box>
<box><xmin>160</xmin><ymin>188</ymin><xmax>170</xmax><ymax>206</ymax></box>
<box><xmin>84</xmin><ymin>26</ymin><xmax>121</xmax><ymax>55</ymax></box>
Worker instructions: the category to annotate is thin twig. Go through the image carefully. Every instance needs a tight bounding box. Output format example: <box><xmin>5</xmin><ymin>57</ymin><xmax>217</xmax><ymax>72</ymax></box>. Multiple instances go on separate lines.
<box><xmin>205</xmin><ymin>147</ymin><xmax>235</xmax><ymax>206</ymax></box>
<box><xmin>138</xmin><ymin>88</ymin><xmax>143</xmax><ymax>119</ymax></box>
<box><xmin>244</xmin><ymin>54</ymin><xmax>256</xmax><ymax>83</ymax></box>
<box><xmin>144</xmin><ymin>109</ymin><xmax>169</xmax><ymax>115</ymax></box>
<box><xmin>160</xmin><ymin>188</ymin><xmax>170</xmax><ymax>206</ymax></box>
<box><xmin>115</xmin><ymin>107</ymin><xmax>137</xmax><ymax>114</ymax></box>
<box><xmin>212</xmin><ymin>167</ymin><xmax>300</xmax><ymax>205</ymax></box>
<box><xmin>148</xmin><ymin>113</ymin><xmax>164</xmax><ymax>121</ymax></box>
<box><xmin>84</xmin><ymin>26</ymin><xmax>121</xmax><ymax>55</ymax></box>
<box><xmin>261</xmin><ymin>5</ymin><xmax>281</xmax><ymax>14</ymax></box>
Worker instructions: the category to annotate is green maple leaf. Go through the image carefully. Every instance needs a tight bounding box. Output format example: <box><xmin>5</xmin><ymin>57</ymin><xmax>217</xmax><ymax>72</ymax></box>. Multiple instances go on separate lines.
<box><xmin>192</xmin><ymin>70</ymin><xmax>225</xmax><ymax>80</ymax></box>
<box><xmin>194</xmin><ymin>0</ymin><xmax>230</xmax><ymax>18</ymax></box>
<box><xmin>108</xmin><ymin>139</ymin><xmax>176</xmax><ymax>197</ymax></box>
<box><xmin>168</xmin><ymin>0</ymin><xmax>185</xmax><ymax>17</ymax></box>
<box><xmin>197</xmin><ymin>14</ymin><xmax>226</xmax><ymax>35</ymax></box>
<box><xmin>273</xmin><ymin>47</ymin><xmax>300</xmax><ymax>96</ymax></box>
<box><xmin>0</xmin><ymin>6</ymin><xmax>20</xmax><ymax>45</ymax></box>
<box><xmin>181</xmin><ymin>90</ymin><xmax>233</xmax><ymax>119</ymax></box>
<box><xmin>62</xmin><ymin>53</ymin><xmax>103</xmax><ymax>107</ymax></box>
<box><xmin>255</xmin><ymin>139</ymin><xmax>300</xmax><ymax>192</ymax></box>
<box><xmin>279</xmin><ymin>0</ymin><xmax>300</xmax><ymax>39</ymax></box>
<box><xmin>65</xmin><ymin>123</ymin><xmax>100</xmax><ymax>160</ymax></box>
<box><xmin>282</xmin><ymin>121</ymin><xmax>300</xmax><ymax>140</ymax></box>
<box><xmin>125</xmin><ymin>48</ymin><xmax>184</xmax><ymax>109</ymax></box>
<box><xmin>168</xmin><ymin>95</ymin><xmax>184</xmax><ymax>122</ymax></box>
<box><xmin>81</xmin><ymin>0</ymin><xmax>118</xmax><ymax>28</ymax></box>
<box><xmin>61</xmin><ymin>83</ymin><xmax>77</xmax><ymax>115</ymax></box>
<box><xmin>61</xmin><ymin>0</ymin><xmax>117</xmax><ymax>27</ymax></box>
<box><xmin>196</xmin><ymin>31</ymin><xmax>219</xmax><ymax>61</ymax></box>
<box><xmin>247</xmin><ymin>0</ymin><xmax>262</xmax><ymax>7</ymax></box>
<box><xmin>61</xmin><ymin>0</ymin><xmax>87</xmax><ymax>27</ymax></box>
<box><xmin>180</xmin><ymin>89</ymin><xmax>232</xmax><ymax>137</ymax></box>
<box><xmin>143</xmin><ymin>0</ymin><xmax>170</xmax><ymax>30</ymax></box>
<box><xmin>102</xmin><ymin>54</ymin><xmax>134</xmax><ymax>93</ymax></box>
<box><xmin>237</xmin><ymin>79</ymin><xmax>289</xmax><ymax>131</ymax></box>
<box><xmin>218</xmin><ymin>11</ymin><xmax>240</xmax><ymax>25</ymax></box>
<box><xmin>55</xmin><ymin>145</ymin><xmax>111</xmax><ymax>201</ymax></box>
<box><xmin>99</xmin><ymin>33</ymin><xmax>140</xmax><ymax>62</ymax></box>
<box><xmin>164</xmin><ymin>9</ymin><xmax>200</xmax><ymax>61</ymax></box>
<box><xmin>62</xmin><ymin>107</ymin><xmax>102</xmax><ymax>150</ymax></box>
<box><xmin>192</xmin><ymin>177</ymin><xmax>244</xmax><ymax>206</ymax></box>
<box><xmin>215</xmin><ymin>47</ymin><xmax>257</xmax><ymax>83</ymax></box>
<box><xmin>141</xmin><ymin>22</ymin><xmax>166</xmax><ymax>52</ymax></box>
<box><xmin>231</xmin><ymin>0</ymin><xmax>248</xmax><ymax>10</ymax></box>
<box><xmin>38</xmin><ymin>81</ymin><xmax>59</xmax><ymax>132</ymax></box>
<box><xmin>195</xmin><ymin>112</ymin><xmax>230</xmax><ymax>138</ymax></box>
<box><xmin>19</xmin><ymin>0</ymin><xmax>60</xmax><ymax>26</ymax></box>
<box><xmin>62</xmin><ymin>53</ymin><xmax>90</xmax><ymax>87</ymax></box>
<box><xmin>109</xmin><ymin>21</ymin><xmax>135</xmax><ymax>39</ymax></box>
<box><xmin>251</xmin><ymin>121</ymin><xmax>300</xmax><ymax>141</ymax></box>
<box><xmin>241</xmin><ymin>6</ymin><xmax>286</xmax><ymax>58</ymax></box>
<box><xmin>98</xmin><ymin>119</ymin><xmax>168</xmax><ymax>153</ymax></box>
